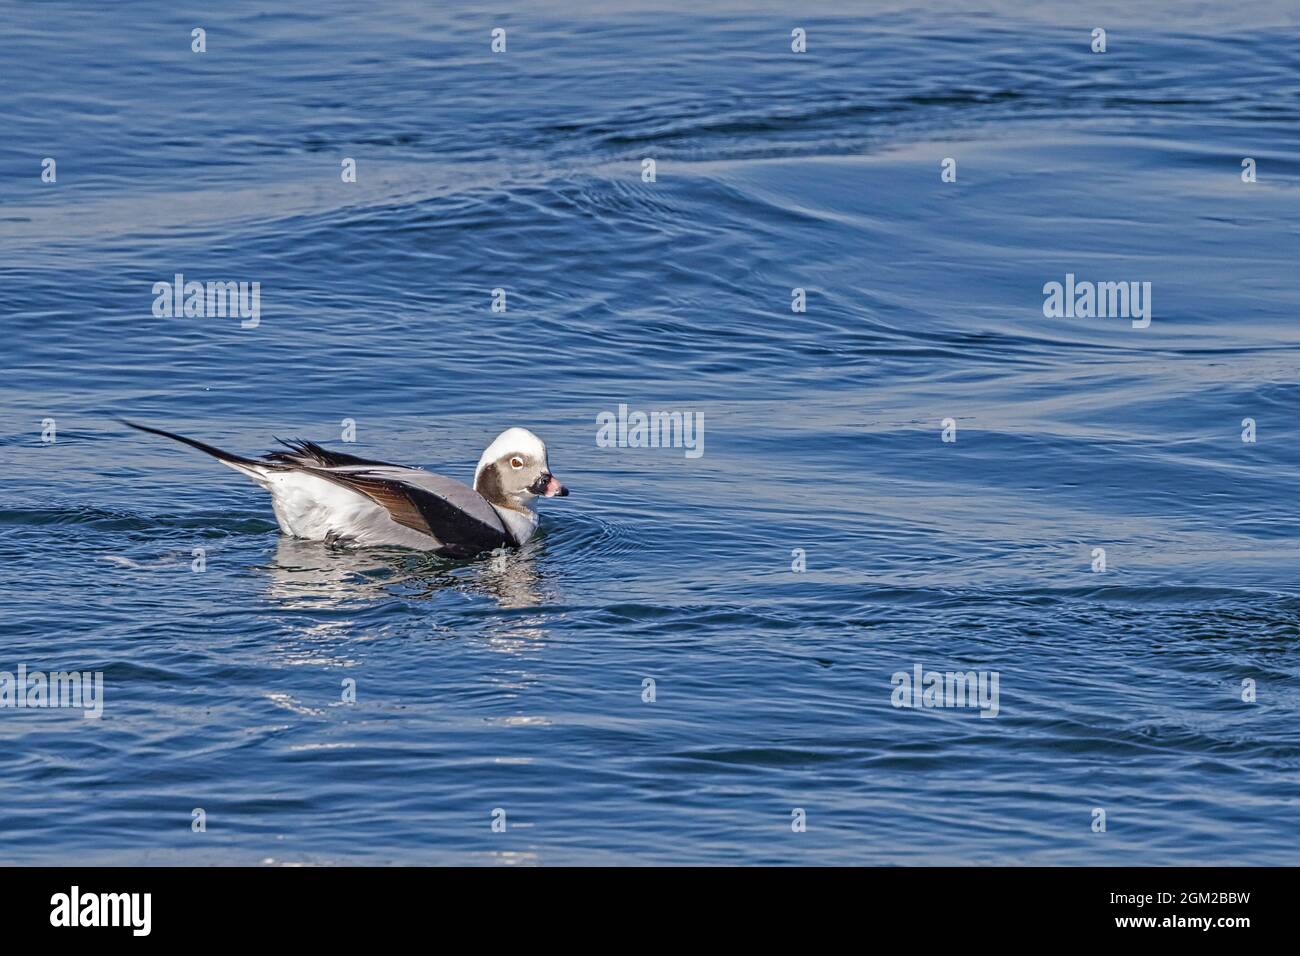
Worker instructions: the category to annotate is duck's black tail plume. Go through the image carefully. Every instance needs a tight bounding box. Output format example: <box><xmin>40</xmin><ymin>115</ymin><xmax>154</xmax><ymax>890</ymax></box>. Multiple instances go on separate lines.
<box><xmin>117</xmin><ymin>419</ymin><xmax>267</xmax><ymax>469</ymax></box>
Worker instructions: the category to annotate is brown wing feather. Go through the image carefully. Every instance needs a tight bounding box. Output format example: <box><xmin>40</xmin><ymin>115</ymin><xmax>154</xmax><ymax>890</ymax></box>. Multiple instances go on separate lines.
<box><xmin>332</xmin><ymin>474</ymin><xmax>431</xmax><ymax>535</ymax></box>
<box><xmin>305</xmin><ymin>469</ymin><xmax>513</xmax><ymax>554</ymax></box>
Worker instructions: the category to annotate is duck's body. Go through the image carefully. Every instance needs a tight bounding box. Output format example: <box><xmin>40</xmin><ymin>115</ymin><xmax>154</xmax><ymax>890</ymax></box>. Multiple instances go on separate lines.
<box><xmin>121</xmin><ymin>422</ymin><xmax>568</xmax><ymax>557</ymax></box>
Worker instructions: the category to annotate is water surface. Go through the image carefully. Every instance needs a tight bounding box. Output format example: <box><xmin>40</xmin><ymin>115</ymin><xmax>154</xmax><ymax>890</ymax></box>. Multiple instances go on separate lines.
<box><xmin>1</xmin><ymin>1</ymin><xmax>1298</xmax><ymax>864</ymax></box>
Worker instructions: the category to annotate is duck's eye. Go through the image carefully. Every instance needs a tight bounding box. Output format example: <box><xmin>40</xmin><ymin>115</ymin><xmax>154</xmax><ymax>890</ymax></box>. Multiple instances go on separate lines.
<box><xmin>510</xmin><ymin>456</ymin><xmax>524</xmax><ymax>469</ymax></box>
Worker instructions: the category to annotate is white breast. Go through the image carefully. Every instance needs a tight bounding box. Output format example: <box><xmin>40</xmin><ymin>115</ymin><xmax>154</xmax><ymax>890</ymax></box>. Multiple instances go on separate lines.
<box><xmin>492</xmin><ymin>505</ymin><xmax>539</xmax><ymax>546</ymax></box>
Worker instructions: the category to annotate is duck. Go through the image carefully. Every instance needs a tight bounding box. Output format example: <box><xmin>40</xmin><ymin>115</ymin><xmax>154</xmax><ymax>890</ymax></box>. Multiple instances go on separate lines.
<box><xmin>119</xmin><ymin>420</ymin><xmax>568</xmax><ymax>556</ymax></box>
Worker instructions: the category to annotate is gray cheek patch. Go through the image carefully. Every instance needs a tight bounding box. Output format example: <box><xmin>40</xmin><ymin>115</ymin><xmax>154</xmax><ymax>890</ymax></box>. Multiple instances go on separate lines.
<box><xmin>476</xmin><ymin>459</ymin><xmax>509</xmax><ymax>505</ymax></box>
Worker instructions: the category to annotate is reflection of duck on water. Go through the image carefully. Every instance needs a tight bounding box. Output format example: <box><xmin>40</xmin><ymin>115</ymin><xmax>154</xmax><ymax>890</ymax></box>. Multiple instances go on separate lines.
<box><xmin>264</xmin><ymin>536</ymin><xmax>550</xmax><ymax>610</ymax></box>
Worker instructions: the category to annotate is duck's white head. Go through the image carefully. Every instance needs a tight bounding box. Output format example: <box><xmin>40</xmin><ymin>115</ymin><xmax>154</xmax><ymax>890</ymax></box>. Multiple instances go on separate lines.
<box><xmin>474</xmin><ymin>427</ymin><xmax>569</xmax><ymax>510</ymax></box>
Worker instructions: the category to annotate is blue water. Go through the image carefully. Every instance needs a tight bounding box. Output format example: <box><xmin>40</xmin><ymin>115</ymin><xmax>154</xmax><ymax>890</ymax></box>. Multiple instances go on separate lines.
<box><xmin>2</xmin><ymin>1</ymin><xmax>1299</xmax><ymax>864</ymax></box>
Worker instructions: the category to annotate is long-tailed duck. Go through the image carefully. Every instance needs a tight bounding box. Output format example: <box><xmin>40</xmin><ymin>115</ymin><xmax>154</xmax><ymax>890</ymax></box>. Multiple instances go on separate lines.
<box><xmin>120</xmin><ymin>420</ymin><xmax>568</xmax><ymax>556</ymax></box>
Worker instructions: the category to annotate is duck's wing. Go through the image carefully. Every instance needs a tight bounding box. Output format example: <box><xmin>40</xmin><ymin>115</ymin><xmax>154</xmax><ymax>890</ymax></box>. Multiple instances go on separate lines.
<box><xmin>263</xmin><ymin>438</ymin><xmax>401</xmax><ymax>470</ymax></box>
<box><xmin>304</xmin><ymin>465</ymin><xmax>514</xmax><ymax>555</ymax></box>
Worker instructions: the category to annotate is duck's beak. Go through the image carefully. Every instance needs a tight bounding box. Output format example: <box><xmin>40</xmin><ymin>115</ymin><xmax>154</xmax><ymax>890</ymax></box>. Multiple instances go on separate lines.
<box><xmin>531</xmin><ymin>473</ymin><xmax>569</xmax><ymax>497</ymax></box>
